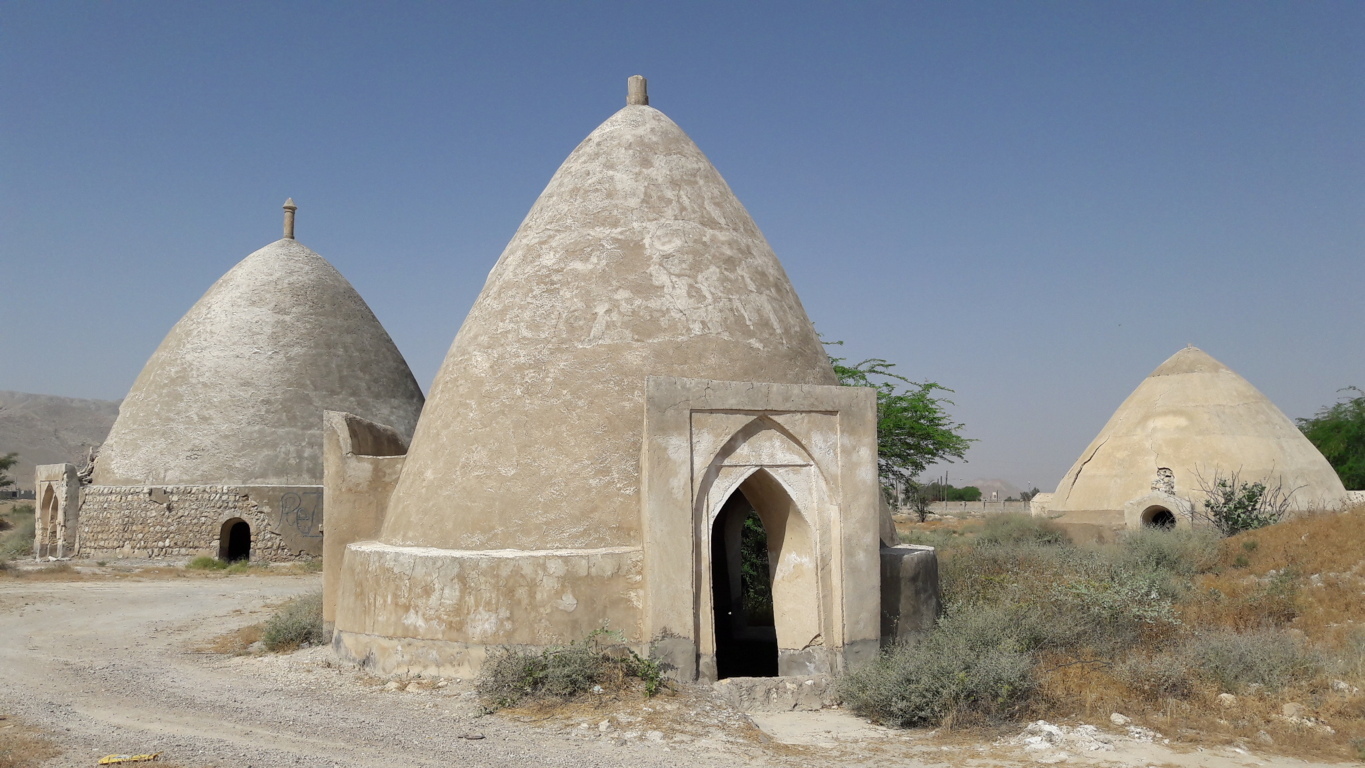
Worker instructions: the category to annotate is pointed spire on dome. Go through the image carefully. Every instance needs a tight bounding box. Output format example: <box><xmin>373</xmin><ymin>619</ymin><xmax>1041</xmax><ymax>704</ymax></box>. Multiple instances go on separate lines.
<box><xmin>627</xmin><ymin>75</ymin><xmax>648</xmax><ymax>106</ymax></box>
<box><xmin>282</xmin><ymin>198</ymin><xmax>297</xmax><ymax>240</ymax></box>
<box><xmin>1149</xmin><ymin>345</ymin><xmax>1230</xmax><ymax>377</ymax></box>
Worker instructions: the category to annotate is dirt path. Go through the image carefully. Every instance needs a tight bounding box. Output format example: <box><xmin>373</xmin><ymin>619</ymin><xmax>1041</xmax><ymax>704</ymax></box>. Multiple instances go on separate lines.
<box><xmin>0</xmin><ymin>575</ymin><xmax>1344</xmax><ymax>767</ymax></box>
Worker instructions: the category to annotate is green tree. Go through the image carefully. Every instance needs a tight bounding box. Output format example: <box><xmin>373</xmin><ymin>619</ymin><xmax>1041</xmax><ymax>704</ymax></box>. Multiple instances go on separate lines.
<box><xmin>826</xmin><ymin>344</ymin><xmax>972</xmax><ymax>497</ymax></box>
<box><xmin>920</xmin><ymin>482</ymin><xmax>982</xmax><ymax>502</ymax></box>
<box><xmin>1297</xmin><ymin>387</ymin><xmax>1365</xmax><ymax>490</ymax></box>
<box><xmin>0</xmin><ymin>452</ymin><xmax>16</xmax><ymax>491</ymax></box>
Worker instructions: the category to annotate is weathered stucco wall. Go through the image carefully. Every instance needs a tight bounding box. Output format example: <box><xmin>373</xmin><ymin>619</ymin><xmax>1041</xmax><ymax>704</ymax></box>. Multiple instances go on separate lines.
<box><xmin>322</xmin><ymin>411</ymin><xmax>409</xmax><ymax>623</ymax></box>
<box><xmin>334</xmin><ymin>543</ymin><xmax>644</xmax><ymax>678</ymax></box>
<box><xmin>94</xmin><ymin>238</ymin><xmax>424</xmax><ymax>488</ymax></box>
<box><xmin>879</xmin><ymin>544</ymin><xmax>940</xmax><ymax>644</ymax></box>
<box><xmin>378</xmin><ymin>102</ymin><xmax>836</xmax><ymax>554</ymax></box>
<box><xmin>78</xmin><ymin>484</ymin><xmax>322</xmax><ymax>560</ymax></box>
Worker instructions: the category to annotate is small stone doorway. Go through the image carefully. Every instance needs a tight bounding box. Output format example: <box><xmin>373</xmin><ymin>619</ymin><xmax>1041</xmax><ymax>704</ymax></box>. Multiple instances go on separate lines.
<box><xmin>220</xmin><ymin>518</ymin><xmax>251</xmax><ymax>561</ymax></box>
<box><xmin>711</xmin><ymin>490</ymin><xmax>777</xmax><ymax>678</ymax></box>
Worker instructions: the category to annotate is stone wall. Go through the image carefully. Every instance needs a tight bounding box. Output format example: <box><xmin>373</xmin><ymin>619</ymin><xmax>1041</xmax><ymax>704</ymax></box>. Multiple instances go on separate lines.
<box><xmin>897</xmin><ymin>500</ymin><xmax>1033</xmax><ymax>517</ymax></box>
<box><xmin>78</xmin><ymin>484</ymin><xmax>323</xmax><ymax>561</ymax></box>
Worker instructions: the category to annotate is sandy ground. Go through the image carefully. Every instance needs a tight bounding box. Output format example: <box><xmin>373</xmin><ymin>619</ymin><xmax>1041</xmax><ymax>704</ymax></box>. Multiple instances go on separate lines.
<box><xmin>0</xmin><ymin>572</ymin><xmax>1346</xmax><ymax>767</ymax></box>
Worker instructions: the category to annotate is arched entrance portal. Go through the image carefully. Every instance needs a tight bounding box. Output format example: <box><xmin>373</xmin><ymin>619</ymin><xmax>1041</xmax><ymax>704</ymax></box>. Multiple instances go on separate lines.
<box><xmin>709</xmin><ymin>469</ymin><xmax>821</xmax><ymax>679</ymax></box>
<box><xmin>220</xmin><ymin>518</ymin><xmax>251</xmax><ymax>561</ymax></box>
<box><xmin>1142</xmin><ymin>506</ymin><xmax>1176</xmax><ymax>529</ymax></box>
<box><xmin>711</xmin><ymin>491</ymin><xmax>777</xmax><ymax>678</ymax></box>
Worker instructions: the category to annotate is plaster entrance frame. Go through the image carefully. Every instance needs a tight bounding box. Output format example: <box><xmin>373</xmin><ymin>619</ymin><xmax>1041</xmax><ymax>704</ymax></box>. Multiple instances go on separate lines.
<box><xmin>640</xmin><ymin>376</ymin><xmax>882</xmax><ymax>682</ymax></box>
<box><xmin>34</xmin><ymin>464</ymin><xmax>79</xmax><ymax>560</ymax></box>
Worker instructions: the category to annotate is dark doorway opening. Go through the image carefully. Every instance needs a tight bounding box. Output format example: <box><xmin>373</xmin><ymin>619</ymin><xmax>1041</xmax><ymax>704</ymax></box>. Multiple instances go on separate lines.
<box><xmin>1145</xmin><ymin>507</ymin><xmax>1176</xmax><ymax>529</ymax></box>
<box><xmin>220</xmin><ymin>519</ymin><xmax>251</xmax><ymax>561</ymax></box>
<box><xmin>712</xmin><ymin>491</ymin><xmax>778</xmax><ymax>678</ymax></box>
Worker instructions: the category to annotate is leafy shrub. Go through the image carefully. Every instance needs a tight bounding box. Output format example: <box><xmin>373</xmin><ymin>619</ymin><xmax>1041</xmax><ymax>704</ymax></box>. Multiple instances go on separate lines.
<box><xmin>976</xmin><ymin>513</ymin><xmax>1070</xmax><ymax>547</ymax></box>
<box><xmin>261</xmin><ymin>590</ymin><xmax>326</xmax><ymax>651</ymax></box>
<box><xmin>476</xmin><ymin>629</ymin><xmax>664</xmax><ymax>710</ymax></box>
<box><xmin>738</xmin><ymin>512</ymin><xmax>774</xmax><ymax>625</ymax></box>
<box><xmin>1184</xmin><ymin>628</ymin><xmax>1321</xmax><ymax>692</ymax></box>
<box><xmin>1117</xmin><ymin>651</ymin><xmax>1194</xmax><ymax>699</ymax></box>
<box><xmin>187</xmin><ymin>556</ymin><xmax>228</xmax><ymax>570</ymax></box>
<box><xmin>839</xmin><ymin>603</ymin><xmax>1037</xmax><ymax>726</ymax></box>
<box><xmin>1194</xmin><ymin>471</ymin><xmax>1295</xmax><ymax>536</ymax></box>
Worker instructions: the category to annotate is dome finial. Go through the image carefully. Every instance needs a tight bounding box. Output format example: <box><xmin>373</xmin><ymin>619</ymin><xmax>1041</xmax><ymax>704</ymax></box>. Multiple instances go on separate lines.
<box><xmin>627</xmin><ymin>75</ymin><xmax>648</xmax><ymax>106</ymax></box>
<box><xmin>283</xmin><ymin>198</ymin><xmax>297</xmax><ymax>240</ymax></box>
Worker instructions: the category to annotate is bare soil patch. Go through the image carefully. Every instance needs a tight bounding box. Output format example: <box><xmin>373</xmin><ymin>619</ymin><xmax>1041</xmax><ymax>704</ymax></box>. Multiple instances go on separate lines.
<box><xmin>0</xmin><ymin>566</ymin><xmax>1351</xmax><ymax>766</ymax></box>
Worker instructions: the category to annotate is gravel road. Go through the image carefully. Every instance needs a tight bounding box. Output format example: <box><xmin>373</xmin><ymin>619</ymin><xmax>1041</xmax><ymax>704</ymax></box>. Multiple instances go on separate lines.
<box><xmin>0</xmin><ymin>572</ymin><xmax>1337</xmax><ymax>768</ymax></box>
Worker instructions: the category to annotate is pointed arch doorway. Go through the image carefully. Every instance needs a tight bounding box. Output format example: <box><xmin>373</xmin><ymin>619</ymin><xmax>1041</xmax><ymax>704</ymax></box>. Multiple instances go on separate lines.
<box><xmin>711</xmin><ymin>489</ymin><xmax>777</xmax><ymax>677</ymax></box>
<box><xmin>708</xmin><ymin>469</ymin><xmax>821</xmax><ymax>679</ymax></box>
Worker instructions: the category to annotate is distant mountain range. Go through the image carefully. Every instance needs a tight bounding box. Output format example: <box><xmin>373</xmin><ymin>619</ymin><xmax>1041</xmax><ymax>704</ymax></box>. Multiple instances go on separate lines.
<box><xmin>964</xmin><ymin>477</ymin><xmax>1028</xmax><ymax>501</ymax></box>
<box><xmin>0</xmin><ymin>391</ymin><xmax>120</xmax><ymax>491</ymax></box>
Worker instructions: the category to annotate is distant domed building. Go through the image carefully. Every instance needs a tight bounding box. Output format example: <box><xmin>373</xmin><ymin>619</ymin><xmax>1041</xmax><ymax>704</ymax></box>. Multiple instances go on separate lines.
<box><xmin>327</xmin><ymin>77</ymin><xmax>936</xmax><ymax>682</ymax></box>
<box><xmin>1034</xmin><ymin>346</ymin><xmax>1349</xmax><ymax>530</ymax></box>
<box><xmin>38</xmin><ymin>202</ymin><xmax>425</xmax><ymax>562</ymax></box>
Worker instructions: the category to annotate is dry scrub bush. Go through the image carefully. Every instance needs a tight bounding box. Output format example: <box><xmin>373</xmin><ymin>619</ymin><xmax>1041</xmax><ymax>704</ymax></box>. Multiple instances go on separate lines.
<box><xmin>1183</xmin><ymin>628</ymin><xmax>1321</xmax><ymax>693</ymax></box>
<box><xmin>839</xmin><ymin>603</ymin><xmax>1036</xmax><ymax>726</ymax></box>
<box><xmin>476</xmin><ymin>630</ymin><xmax>664</xmax><ymax>711</ymax></box>
<box><xmin>1116</xmin><ymin>651</ymin><xmax>1195</xmax><ymax>700</ymax></box>
<box><xmin>261</xmin><ymin>590</ymin><xmax>325</xmax><ymax>651</ymax></box>
<box><xmin>847</xmin><ymin>511</ymin><xmax>1365</xmax><ymax>759</ymax></box>
<box><xmin>975</xmin><ymin>513</ymin><xmax>1069</xmax><ymax>547</ymax></box>
<box><xmin>1059</xmin><ymin>509</ymin><xmax>1365</xmax><ymax>758</ymax></box>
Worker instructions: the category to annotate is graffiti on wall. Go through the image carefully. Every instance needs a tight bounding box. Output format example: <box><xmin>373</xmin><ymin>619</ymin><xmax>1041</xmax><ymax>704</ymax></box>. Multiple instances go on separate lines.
<box><xmin>280</xmin><ymin>490</ymin><xmax>323</xmax><ymax>539</ymax></box>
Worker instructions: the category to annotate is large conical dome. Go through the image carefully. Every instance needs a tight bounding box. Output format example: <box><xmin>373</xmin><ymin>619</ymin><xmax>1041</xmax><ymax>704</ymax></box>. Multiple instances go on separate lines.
<box><xmin>94</xmin><ymin>236</ymin><xmax>424</xmax><ymax>487</ymax></box>
<box><xmin>1049</xmin><ymin>346</ymin><xmax>1348</xmax><ymax>518</ymax></box>
<box><xmin>380</xmin><ymin>93</ymin><xmax>835</xmax><ymax>551</ymax></box>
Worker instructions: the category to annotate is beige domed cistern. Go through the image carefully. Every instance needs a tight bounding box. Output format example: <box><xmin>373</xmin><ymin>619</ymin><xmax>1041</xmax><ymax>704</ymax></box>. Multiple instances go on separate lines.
<box><xmin>34</xmin><ymin>201</ymin><xmax>425</xmax><ymax>563</ymax></box>
<box><xmin>326</xmin><ymin>78</ymin><xmax>939</xmax><ymax>684</ymax></box>
<box><xmin>1031</xmin><ymin>345</ymin><xmax>1350</xmax><ymax>535</ymax></box>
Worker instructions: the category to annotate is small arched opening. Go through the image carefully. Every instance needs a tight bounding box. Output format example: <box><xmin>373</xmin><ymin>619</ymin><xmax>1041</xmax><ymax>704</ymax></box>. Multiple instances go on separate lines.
<box><xmin>38</xmin><ymin>486</ymin><xmax>58</xmax><ymax>558</ymax></box>
<box><xmin>1142</xmin><ymin>506</ymin><xmax>1176</xmax><ymax>530</ymax></box>
<box><xmin>219</xmin><ymin>518</ymin><xmax>251</xmax><ymax>561</ymax></box>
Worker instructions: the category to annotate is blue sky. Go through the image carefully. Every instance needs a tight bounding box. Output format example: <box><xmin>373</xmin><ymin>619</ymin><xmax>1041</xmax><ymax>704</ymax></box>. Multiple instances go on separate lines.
<box><xmin>2</xmin><ymin>1</ymin><xmax>1361</xmax><ymax>490</ymax></box>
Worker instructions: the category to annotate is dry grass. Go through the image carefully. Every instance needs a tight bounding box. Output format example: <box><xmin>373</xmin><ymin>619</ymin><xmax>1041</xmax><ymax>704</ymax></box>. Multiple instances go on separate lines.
<box><xmin>885</xmin><ymin>506</ymin><xmax>1365</xmax><ymax>761</ymax></box>
<box><xmin>0</xmin><ymin>715</ymin><xmax>61</xmax><ymax>768</ymax></box>
<box><xmin>0</xmin><ymin>559</ymin><xmax>320</xmax><ymax>582</ymax></box>
<box><xmin>202</xmin><ymin>622</ymin><xmax>264</xmax><ymax>655</ymax></box>
<box><xmin>0</xmin><ymin>563</ymin><xmax>84</xmax><ymax>581</ymax></box>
